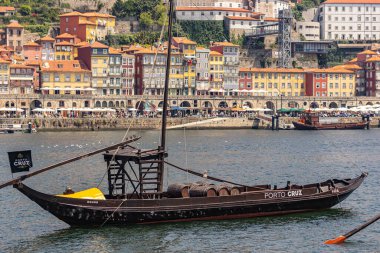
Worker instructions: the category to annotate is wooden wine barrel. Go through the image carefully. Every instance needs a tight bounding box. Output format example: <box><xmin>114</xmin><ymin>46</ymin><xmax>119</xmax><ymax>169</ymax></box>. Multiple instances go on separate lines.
<box><xmin>215</xmin><ymin>185</ymin><xmax>230</xmax><ymax>196</ymax></box>
<box><xmin>189</xmin><ymin>184</ymin><xmax>217</xmax><ymax>197</ymax></box>
<box><xmin>228</xmin><ymin>186</ymin><xmax>240</xmax><ymax>196</ymax></box>
<box><xmin>167</xmin><ymin>183</ymin><xmax>190</xmax><ymax>198</ymax></box>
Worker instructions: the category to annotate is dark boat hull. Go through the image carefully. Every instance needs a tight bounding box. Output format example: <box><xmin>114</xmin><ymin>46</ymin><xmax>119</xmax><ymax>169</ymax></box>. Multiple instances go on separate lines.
<box><xmin>292</xmin><ymin>121</ymin><xmax>368</xmax><ymax>130</ymax></box>
<box><xmin>15</xmin><ymin>173</ymin><xmax>367</xmax><ymax>227</ymax></box>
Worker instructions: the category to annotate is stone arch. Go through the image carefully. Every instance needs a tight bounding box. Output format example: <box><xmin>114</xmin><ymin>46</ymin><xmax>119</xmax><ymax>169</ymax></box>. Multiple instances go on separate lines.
<box><xmin>288</xmin><ymin>101</ymin><xmax>299</xmax><ymax>108</ymax></box>
<box><xmin>232</xmin><ymin>101</ymin><xmax>238</xmax><ymax>108</ymax></box>
<box><xmin>58</xmin><ymin>100</ymin><xmax>65</xmax><ymax>107</ymax></box>
<box><xmin>243</xmin><ymin>101</ymin><xmax>253</xmax><ymax>108</ymax></box>
<box><xmin>72</xmin><ymin>102</ymin><xmax>77</xmax><ymax>108</ymax></box>
<box><xmin>203</xmin><ymin>101</ymin><xmax>213</xmax><ymax>108</ymax></box>
<box><xmin>102</xmin><ymin>101</ymin><xmax>107</xmax><ymax>107</ymax></box>
<box><xmin>358</xmin><ymin>101</ymin><xmax>363</xmax><ymax>105</ymax></box>
<box><xmin>116</xmin><ymin>101</ymin><xmax>120</xmax><ymax>108</ymax></box>
<box><xmin>5</xmin><ymin>101</ymin><xmax>15</xmax><ymax>107</ymax></box>
<box><xmin>47</xmin><ymin>102</ymin><xmax>52</xmax><ymax>107</ymax></box>
<box><xmin>329</xmin><ymin>102</ymin><xmax>338</xmax><ymax>108</ymax></box>
<box><xmin>108</xmin><ymin>101</ymin><xmax>114</xmax><ymax>107</ymax></box>
<box><xmin>84</xmin><ymin>100</ymin><xmax>90</xmax><ymax>107</ymax></box>
<box><xmin>30</xmin><ymin>100</ymin><xmax>42</xmax><ymax>109</ymax></box>
<box><xmin>218</xmin><ymin>101</ymin><xmax>229</xmax><ymax>108</ymax></box>
<box><xmin>180</xmin><ymin>101</ymin><xmax>191</xmax><ymax>107</ymax></box>
<box><xmin>120</xmin><ymin>101</ymin><xmax>125</xmax><ymax>108</ymax></box>
<box><xmin>366</xmin><ymin>102</ymin><xmax>373</xmax><ymax>105</ymax></box>
<box><xmin>95</xmin><ymin>101</ymin><xmax>101</xmax><ymax>107</ymax></box>
<box><xmin>310</xmin><ymin>101</ymin><xmax>319</xmax><ymax>108</ymax></box>
<box><xmin>266</xmin><ymin>101</ymin><xmax>275</xmax><ymax>110</ymax></box>
<box><xmin>158</xmin><ymin>101</ymin><xmax>169</xmax><ymax>108</ymax></box>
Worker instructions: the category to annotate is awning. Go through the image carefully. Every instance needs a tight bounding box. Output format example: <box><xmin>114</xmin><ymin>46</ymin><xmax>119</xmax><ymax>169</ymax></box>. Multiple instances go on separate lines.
<box><xmin>0</xmin><ymin>107</ymin><xmax>23</xmax><ymax>112</ymax></box>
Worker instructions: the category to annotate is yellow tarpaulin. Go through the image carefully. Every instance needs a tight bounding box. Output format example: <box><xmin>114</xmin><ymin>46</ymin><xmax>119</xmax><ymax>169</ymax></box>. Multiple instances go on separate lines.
<box><xmin>56</xmin><ymin>188</ymin><xmax>106</xmax><ymax>200</ymax></box>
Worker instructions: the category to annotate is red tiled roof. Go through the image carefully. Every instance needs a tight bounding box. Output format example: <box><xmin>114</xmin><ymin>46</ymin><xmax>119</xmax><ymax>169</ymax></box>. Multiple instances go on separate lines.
<box><xmin>88</xmin><ymin>41</ymin><xmax>109</xmax><ymax>49</ymax></box>
<box><xmin>0</xmin><ymin>6</ymin><xmax>15</xmax><ymax>12</ymax></box>
<box><xmin>358</xmin><ymin>50</ymin><xmax>376</xmax><ymax>55</ymax></box>
<box><xmin>41</xmin><ymin>60</ymin><xmax>90</xmax><ymax>72</ymax></box>
<box><xmin>60</xmin><ymin>11</ymin><xmax>115</xmax><ymax>18</ymax></box>
<box><xmin>6</xmin><ymin>21</ymin><xmax>23</xmax><ymax>28</ymax></box>
<box><xmin>172</xmin><ymin>37</ymin><xmax>197</xmax><ymax>45</ymax></box>
<box><xmin>23</xmin><ymin>41</ymin><xmax>41</xmax><ymax>47</ymax></box>
<box><xmin>39</xmin><ymin>35</ymin><xmax>55</xmax><ymax>42</ymax></box>
<box><xmin>56</xmin><ymin>33</ymin><xmax>75</xmax><ymax>39</ymax></box>
<box><xmin>212</xmin><ymin>41</ymin><xmax>239</xmax><ymax>47</ymax></box>
<box><xmin>109</xmin><ymin>47</ymin><xmax>121</xmax><ymax>54</ymax></box>
<box><xmin>10</xmin><ymin>64</ymin><xmax>34</xmax><ymax>69</ymax></box>
<box><xmin>210</xmin><ymin>51</ymin><xmax>223</xmax><ymax>56</ymax></box>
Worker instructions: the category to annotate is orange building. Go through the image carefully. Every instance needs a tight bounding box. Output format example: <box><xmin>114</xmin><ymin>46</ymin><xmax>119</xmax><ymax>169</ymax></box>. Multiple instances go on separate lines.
<box><xmin>23</xmin><ymin>41</ymin><xmax>42</xmax><ymax>61</ymax></box>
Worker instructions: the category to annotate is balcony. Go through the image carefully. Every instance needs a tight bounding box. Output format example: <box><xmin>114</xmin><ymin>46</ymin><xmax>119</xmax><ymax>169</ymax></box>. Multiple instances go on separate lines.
<box><xmin>10</xmin><ymin>75</ymin><xmax>33</xmax><ymax>81</ymax></box>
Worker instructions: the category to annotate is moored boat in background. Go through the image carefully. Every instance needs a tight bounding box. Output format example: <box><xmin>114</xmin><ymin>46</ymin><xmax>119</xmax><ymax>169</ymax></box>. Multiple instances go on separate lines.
<box><xmin>293</xmin><ymin>111</ymin><xmax>369</xmax><ymax>130</ymax></box>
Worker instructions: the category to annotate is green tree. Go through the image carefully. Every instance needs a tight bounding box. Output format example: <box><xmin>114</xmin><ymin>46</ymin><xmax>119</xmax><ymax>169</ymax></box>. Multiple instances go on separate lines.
<box><xmin>20</xmin><ymin>4</ymin><xmax>32</xmax><ymax>16</ymax></box>
<box><xmin>139</xmin><ymin>12</ymin><xmax>154</xmax><ymax>29</ymax></box>
<box><xmin>111</xmin><ymin>0</ymin><xmax>126</xmax><ymax>18</ymax></box>
<box><xmin>153</xmin><ymin>3</ymin><xmax>167</xmax><ymax>26</ymax></box>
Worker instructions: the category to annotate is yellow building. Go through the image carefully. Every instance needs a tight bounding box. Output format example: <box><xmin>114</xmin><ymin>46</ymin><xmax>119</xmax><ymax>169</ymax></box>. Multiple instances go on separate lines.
<box><xmin>172</xmin><ymin>37</ymin><xmax>196</xmax><ymax>95</ymax></box>
<box><xmin>41</xmin><ymin>60</ymin><xmax>91</xmax><ymax>95</ymax></box>
<box><xmin>169</xmin><ymin>50</ymin><xmax>184</xmax><ymax>95</ymax></box>
<box><xmin>326</xmin><ymin>69</ymin><xmax>356</xmax><ymax>97</ymax></box>
<box><xmin>209</xmin><ymin>51</ymin><xmax>224</xmax><ymax>93</ymax></box>
<box><xmin>0</xmin><ymin>58</ymin><xmax>10</xmax><ymax>94</ymax></box>
<box><xmin>77</xmin><ymin>41</ymin><xmax>109</xmax><ymax>95</ymax></box>
<box><xmin>60</xmin><ymin>11</ymin><xmax>116</xmax><ymax>43</ymax></box>
<box><xmin>55</xmin><ymin>41</ymin><xmax>74</xmax><ymax>60</ymax></box>
<box><xmin>250</xmin><ymin>68</ymin><xmax>306</xmax><ymax>96</ymax></box>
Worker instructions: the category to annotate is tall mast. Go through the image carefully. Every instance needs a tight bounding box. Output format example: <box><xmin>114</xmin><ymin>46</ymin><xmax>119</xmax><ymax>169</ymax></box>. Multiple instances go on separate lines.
<box><xmin>160</xmin><ymin>0</ymin><xmax>174</xmax><ymax>150</ymax></box>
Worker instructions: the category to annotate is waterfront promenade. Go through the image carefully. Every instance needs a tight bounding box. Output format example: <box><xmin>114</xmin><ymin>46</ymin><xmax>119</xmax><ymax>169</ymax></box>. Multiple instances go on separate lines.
<box><xmin>0</xmin><ymin>115</ymin><xmax>378</xmax><ymax>130</ymax></box>
<box><xmin>1</xmin><ymin>94</ymin><xmax>380</xmax><ymax>113</ymax></box>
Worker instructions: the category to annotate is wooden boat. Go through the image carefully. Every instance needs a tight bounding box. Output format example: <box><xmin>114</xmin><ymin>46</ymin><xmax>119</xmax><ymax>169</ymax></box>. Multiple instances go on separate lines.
<box><xmin>0</xmin><ymin>0</ymin><xmax>367</xmax><ymax>227</ymax></box>
<box><xmin>13</xmin><ymin>171</ymin><xmax>367</xmax><ymax>226</ymax></box>
<box><xmin>292</xmin><ymin>112</ymin><xmax>369</xmax><ymax>130</ymax></box>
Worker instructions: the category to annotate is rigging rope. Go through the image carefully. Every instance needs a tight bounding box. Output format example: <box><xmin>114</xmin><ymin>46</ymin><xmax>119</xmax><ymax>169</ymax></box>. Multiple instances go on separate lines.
<box><xmin>165</xmin><ymin>161</ymin><xmax>249</xmax><ymax>187</ymax></box>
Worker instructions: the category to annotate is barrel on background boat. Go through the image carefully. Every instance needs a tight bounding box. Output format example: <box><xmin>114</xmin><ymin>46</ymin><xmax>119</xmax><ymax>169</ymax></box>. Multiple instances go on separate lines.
<box><xmin>167</xmin><ymin>183</ymin><xmax>190</xmax><ymax>198</ymax></box>
<box><xmin>215</xmin><ymin>185</ymin><xmax>230</xmax><ymax>196</ymax></box>
<box><xmin>189</xmin><ymin>184</ymin><xmax>217</xmax><ymax>197</ymax></box>
<box><xmin>228</xmin><ymin>186</ymin><xmax>240</xmax><ymax>195</ymax></box>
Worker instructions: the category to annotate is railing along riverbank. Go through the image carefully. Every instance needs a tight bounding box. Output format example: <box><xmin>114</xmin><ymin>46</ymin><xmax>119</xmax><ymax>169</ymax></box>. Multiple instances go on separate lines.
<box><xmin>0</xmin><ymin>116</ymin><xmax>379</xmax><ymax>131</ymax></box>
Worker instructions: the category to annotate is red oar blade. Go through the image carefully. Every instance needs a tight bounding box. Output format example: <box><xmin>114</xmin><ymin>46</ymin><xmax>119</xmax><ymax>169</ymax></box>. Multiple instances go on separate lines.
<box><xmin>324</xmin><ymin>235</ymin><xmax>347</xmax><ymax>244</ymax></box>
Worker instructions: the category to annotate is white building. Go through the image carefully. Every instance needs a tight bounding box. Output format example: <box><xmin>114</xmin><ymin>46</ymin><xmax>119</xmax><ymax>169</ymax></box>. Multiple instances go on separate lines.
<box><xmin>296</xmin><ymin>21</ymin><xmax>320</xmax><ymax>41</ymax></box>
<box><xmin>319</xmin><ymin>0</ymin><xmax>380</xmax><ymax>41</ymax></box>
<box><xmin>195</xmin><ymin>47</ymin><xmax>210</xmax><ymax>95</ymax></box>
<box><xmin>253</xmin><ymin>0</ymin><xmax>290</xmax><ymax>18</ymax></box>
<box><xmin>224</xmin><ymin>15</ymin><xmax>277</xmax><ymax>37</ymax></box>
<box><xmin>176</xmin><ymin>0</ymin><xmax>245</xmax><ymax>8</ymax></box>
<box><xmin>176</xmin><ymin>6</ymin><xmax>252</xmax><ymax>21</ymax></box>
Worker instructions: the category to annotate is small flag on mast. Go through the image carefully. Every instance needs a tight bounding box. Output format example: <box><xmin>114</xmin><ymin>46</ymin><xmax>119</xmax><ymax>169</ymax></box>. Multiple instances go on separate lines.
<box><xmin>8</xmin><ymin>150</ymin><xmax>33</xmax><ymax>173</ymax></box>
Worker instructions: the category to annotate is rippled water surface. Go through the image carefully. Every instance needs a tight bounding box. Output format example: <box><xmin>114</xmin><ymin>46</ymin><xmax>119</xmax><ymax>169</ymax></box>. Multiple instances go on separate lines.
<box><xmin>0</xmin><ymin>129</ymin><xmax>379</xmax><ymax>253</ymax></box>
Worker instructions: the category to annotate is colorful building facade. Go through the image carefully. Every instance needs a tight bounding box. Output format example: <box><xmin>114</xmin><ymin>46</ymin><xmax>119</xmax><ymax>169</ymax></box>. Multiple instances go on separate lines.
<box><xmin>59</xmin><ymin>11</ymin><xmax>116</xmax><ymax>42</ymax></box>
<box><xmin>40</xmin><ymin>60</ymin><xmax>91</xmax><ymax>95</ymax></box>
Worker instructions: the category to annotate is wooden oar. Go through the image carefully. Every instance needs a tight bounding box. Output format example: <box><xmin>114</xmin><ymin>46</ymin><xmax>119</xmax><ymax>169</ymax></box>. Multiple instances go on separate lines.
<box><xmin>324</xmin><ymin>213</ymin><xmax>380</xmax><ymax>244</ymax></box>
<box><xmin>0</xmin><ymin>136</ymin><xmax>140</xmax><ymax>190</ymax></box>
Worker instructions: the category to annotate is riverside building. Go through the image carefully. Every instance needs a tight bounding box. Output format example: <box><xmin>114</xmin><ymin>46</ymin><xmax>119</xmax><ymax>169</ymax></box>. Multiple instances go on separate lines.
<box><xmin>319</xmin><ymin>0</ymin><xmax>380</xmax><ymax>41</ymax></box>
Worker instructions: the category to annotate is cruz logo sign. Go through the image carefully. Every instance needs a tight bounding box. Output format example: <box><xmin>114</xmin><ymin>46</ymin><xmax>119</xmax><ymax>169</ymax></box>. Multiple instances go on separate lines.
<box><xmin>8</xmin><ymin>150</ymin><xmax>33</xmax><ymax>173</ymax></box>
<box><xmin>264</xmin><ymin>190</ymin><xmax>303</xmax><ymax>199</ymax></box>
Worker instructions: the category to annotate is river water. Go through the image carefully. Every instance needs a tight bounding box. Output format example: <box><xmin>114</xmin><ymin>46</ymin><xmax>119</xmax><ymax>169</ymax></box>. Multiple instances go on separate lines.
<box><xmin>0</xmin><ymin>129</ymin><xmax>379</xmax><ymax>253</ymax></box>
